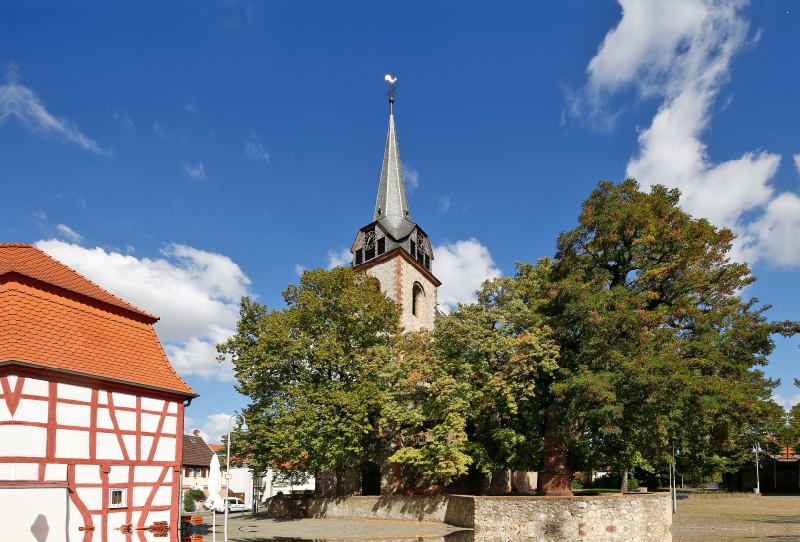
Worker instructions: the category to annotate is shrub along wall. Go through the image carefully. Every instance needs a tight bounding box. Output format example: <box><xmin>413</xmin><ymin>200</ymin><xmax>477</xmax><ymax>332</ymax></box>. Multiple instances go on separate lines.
<box><xmin>263</xmin><ymin>493</ymin><xmax>672</xmax><ymax>540</ymax></box>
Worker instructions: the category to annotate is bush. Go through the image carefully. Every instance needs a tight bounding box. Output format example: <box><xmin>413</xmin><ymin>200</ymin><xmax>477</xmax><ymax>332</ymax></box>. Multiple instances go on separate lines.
<box><xmin>594</xmin><ymin>472</ymin><xmax>638</xmax><ymax>490</ymax></box>
<box><xmin>183</xmin><ymin>489</ymin><xmax>204</xmax><ymax>512</ymax></box>
<box><xmin>571</xmin><ymin>477</ymin><xmax>584</xmax><ymax>490</ymax></box>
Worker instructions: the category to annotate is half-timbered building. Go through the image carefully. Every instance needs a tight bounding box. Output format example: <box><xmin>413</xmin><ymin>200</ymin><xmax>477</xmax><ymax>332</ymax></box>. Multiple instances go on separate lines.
<box><xmin>0</xmin><ymin>243</ymin><xmax>197</xmax><ymax>541</ymax></box>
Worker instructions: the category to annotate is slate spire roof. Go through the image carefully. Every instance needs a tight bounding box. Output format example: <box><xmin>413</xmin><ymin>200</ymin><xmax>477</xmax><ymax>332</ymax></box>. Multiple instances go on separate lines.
<box><xmin>373</xmin><ymin>106</ymin><xmax>415</xmax><ymax>240</ymax></box>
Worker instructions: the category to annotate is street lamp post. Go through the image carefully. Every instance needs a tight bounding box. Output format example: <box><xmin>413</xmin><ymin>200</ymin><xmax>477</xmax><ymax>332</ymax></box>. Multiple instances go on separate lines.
<box><xmin>224</xmin><ymin>416</ymin><xmax>250</xmax><ymax>542</ymax></box>
<box><xmin>753</xmin><ymin>444</ymin><xmax>761</xmax><ymax>494</ymax></box>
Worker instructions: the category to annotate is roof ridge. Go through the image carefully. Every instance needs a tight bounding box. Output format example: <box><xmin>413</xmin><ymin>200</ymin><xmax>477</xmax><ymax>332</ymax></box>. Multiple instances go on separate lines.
<box><xmin>0</xmin><ymin>244</ymin><xmax>158</xmax><ymax>321</ymax></box>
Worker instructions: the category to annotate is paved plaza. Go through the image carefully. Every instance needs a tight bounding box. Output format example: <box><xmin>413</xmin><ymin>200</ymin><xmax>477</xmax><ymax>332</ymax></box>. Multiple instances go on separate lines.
<box><xmin>672</xmin><ymin>495</ymin><xmax>800</xmax><ymax>541</ymax></box>
<box><xmin>203</xmin><ymin>495</ymin><xmax>800</xmax><ymax>541</ymax></box>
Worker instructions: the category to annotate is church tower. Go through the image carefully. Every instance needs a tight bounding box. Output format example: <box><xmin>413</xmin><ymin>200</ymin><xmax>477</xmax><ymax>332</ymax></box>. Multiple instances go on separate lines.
<box><xmin>350</xmin><ymin>86</ymin><xmax>441</xmax><ymax>332</ymax></box>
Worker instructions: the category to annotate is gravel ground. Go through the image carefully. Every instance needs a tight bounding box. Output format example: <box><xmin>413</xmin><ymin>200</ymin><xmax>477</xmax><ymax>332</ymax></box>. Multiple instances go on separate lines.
<box><xmin>199</xmin><ymin>512</ymin><xmax>467</xmax><ymax>541</ymax></box>
<box><xmin>672</xmin><ymin>495</ymin><xmax>800</xmax><ymax>541</ymax></box>
<box><xmin>197</xmin><ymin>495</ymin><xmax>800</xmax><ymax>541</ymax></box>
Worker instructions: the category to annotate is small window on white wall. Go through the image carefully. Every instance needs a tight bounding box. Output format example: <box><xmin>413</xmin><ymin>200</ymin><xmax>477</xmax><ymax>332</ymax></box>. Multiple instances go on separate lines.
<box><xmin>109</xmin><ymin>488</ymin><xmax>127</xmax><ymax>508</ymax></box>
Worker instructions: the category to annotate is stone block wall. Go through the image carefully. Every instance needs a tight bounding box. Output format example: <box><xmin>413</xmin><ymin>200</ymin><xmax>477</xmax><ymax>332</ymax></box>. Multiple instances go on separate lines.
<box><xmin>470</xmin><ymin>494</ymin><xmax>671</xmax><ymax>540</ymax></box>
<box><xmin>264</xmin><ymin>493</ymin><xmax>672</xmax><ymax>540</ymax></box>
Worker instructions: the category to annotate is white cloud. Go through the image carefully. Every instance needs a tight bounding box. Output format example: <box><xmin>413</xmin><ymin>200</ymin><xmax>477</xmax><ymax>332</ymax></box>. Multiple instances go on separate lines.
<box><xmin>153</xmin><ymin>121</ymin><xmax>172</xmax><ymax>140</ymax></box>
<box><xmin>186</xmin><ymin>413</ymin><xmax>236</xmax><ymax>445</ymax></box>
<box><xmin>32</xmin><ymin>211</ymin><xmax>46</xmax><ymax>220</ymax></box>
<box><xmin>245</xmin><ymin>131</ymin><xmax>270</xmax><ymax>161</ymax></box>
<box><xmin>326</xmin><ymin>248</ymin><xmax>352</xmax><ymax>269</ymax></box>
<box><xmin>294</xmin><ymin>264</ymin><xmax>306</xmax><ymax>276</ymax></box>
<box><xmin>773</xmin><ymin>394</ymin><xmax>800</xmax><ymax>411</ymax></box>
<box><xmin>34</xmin><ymin>240</ymin><xmax>252</xmax><ymax>381</ymax></box>
<box><xmin>55</xmin><ymin>223</ymin><xmax>82</xmax><ymax>242</ymax></box>
<box><xmin>183</xmin><ymin>162</ymin><xmax>207</xmax><ymax>180</ymax></box>
<box><xmin>794</xmin><ymin>154</ymin><xmax>800</xmax><ymax>175</ymax></box>
<box><xmin>570</xmin><ymin>0</ymin><xmax>800</xmax><ymax>267</ymax></box>
<box><xmin>433</xmin><ymin>239</ymin><xmax>501</xmax><ymax>311</ymax></box>
<box><xmin>185</xmin><ymin>103</ymin><xmax>198</xmax><ymax>114</ymax></box>
<box><xmin>402</xmin><ymin>162</ymin><xmax>419</xmax><ymax>194</ymax></box>
<box><xmin>0</xmin><ymin>67</ymin><xmax>112</xmax><ymax>156</ymax></box>
<box><xmin>439</xmin><ymin>195</ymin><xmax>451</xmax><ymax>212</ymax></box>
<box><xmin>113</xmin><ymin>110</ymin><xmax>135</xmax><ymax>130</ymax></box>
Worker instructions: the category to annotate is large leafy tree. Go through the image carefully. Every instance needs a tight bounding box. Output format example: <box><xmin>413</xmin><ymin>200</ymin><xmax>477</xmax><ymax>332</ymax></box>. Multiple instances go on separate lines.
<box><xmin>381</xmin><ymin>276</ymin><xmax>559</xmax><ymax>489</ymax></box>
<box><xmin>531</xmin><ymin>179</ymin><xmax>798</xmax><ymax>488</ymax></box>
<box><xmin>217</xmin><ymin>267</ymin><xmax>399</xmax><ymax>495</ymax></box>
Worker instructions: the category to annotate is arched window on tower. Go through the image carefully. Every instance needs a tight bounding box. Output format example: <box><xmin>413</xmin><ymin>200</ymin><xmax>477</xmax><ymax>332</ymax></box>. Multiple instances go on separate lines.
<box><xmin>412</xmin><ymin>282</ymin><xmax>424</xmax><ymax>318</ymax></box>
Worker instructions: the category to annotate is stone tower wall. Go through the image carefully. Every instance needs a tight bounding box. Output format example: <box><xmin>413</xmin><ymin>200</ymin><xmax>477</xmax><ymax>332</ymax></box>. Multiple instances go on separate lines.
<box><xmin>364</xmin><ymin>254</ymin><xmax>437</xmax><ymax>333</ymax></box>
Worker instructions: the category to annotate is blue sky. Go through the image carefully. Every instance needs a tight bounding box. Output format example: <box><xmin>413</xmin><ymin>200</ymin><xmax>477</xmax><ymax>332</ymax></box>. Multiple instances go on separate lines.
<box><xmin>1</xmin><ymin>0</ymin><xmax>798</xmax><ymax>442</ymax></box>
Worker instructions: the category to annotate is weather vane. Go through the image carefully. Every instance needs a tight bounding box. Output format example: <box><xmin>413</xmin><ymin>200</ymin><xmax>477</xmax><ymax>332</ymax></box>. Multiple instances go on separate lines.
<box><xmin>385</xmin><ymin>74</ymin><xmax>397</xmax><ymax>113</ymax></box>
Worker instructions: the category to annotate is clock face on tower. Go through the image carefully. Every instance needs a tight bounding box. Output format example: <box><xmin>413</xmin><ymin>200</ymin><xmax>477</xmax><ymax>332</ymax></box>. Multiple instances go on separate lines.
<box><xmin>364</xmin><ymin>231</ymin><xmax>376</xmax><ymax>250</ymax></box>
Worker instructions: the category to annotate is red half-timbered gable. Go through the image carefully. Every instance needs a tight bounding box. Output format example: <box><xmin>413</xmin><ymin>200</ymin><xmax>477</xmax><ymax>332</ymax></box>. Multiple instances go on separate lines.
<box><xmin>0</xmin><ymin>243</ymin><xmax>197</xmax><ymax>542</ymax></box>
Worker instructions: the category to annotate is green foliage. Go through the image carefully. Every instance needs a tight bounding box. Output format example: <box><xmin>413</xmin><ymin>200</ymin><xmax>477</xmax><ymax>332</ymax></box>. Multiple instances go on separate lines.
<box><xmin>570</xmin><ymin>477</ymin><xmax>583</xmax><ymax>490</ymax></box>
<box><xmin>381</xmin><ymin>276</ymin><xmax>559</xmax><ymax>483</ymax></box>
<box><xmin>217</xmin><ymin>266</ymin><xmax>400</xmax><ymax>494</ymax></box>
<box><xmin>537</xmin><ymin>179</ymin><xmax>798</xmax><ymax>473</ymax></box>
<box><xmin>182</xmin><ymin>489</ymin><xmax>204</xmax><ymax>512</ymax></box>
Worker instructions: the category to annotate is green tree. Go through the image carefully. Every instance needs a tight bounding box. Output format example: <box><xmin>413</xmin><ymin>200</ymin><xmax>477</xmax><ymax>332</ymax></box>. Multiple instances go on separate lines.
<box><xmin>534</xmin><ymin>179</ymin><xmax>798</xmax><ymax>490</ymax></box>
<box><xmin>217</xmin><ymin>267</ymin><xmax>400</xmax><ymax>496</ymax></box>
<box><xmin>382</xmin><ymin>276</ymin><xmax>559</xmax><ymax>488</ymax></box>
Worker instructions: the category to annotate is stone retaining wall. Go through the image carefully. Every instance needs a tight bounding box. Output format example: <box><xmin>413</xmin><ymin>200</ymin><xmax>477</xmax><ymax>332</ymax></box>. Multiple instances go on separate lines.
<box><xmin>262</xmin><ymin>493</ymin><xmax>672</xmax><ymax>540</ymax></box>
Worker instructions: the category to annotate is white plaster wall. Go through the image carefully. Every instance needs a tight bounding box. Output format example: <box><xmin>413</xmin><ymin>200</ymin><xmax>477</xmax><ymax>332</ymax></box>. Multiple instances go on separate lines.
<box><xmin>21</xmin><ymin>377</ymin><xmax>49</xmax><ymax>396</ymax></box>
<box><xmin>109</xmin><ymin>465</ymin><xmax>129</xmax><ymax>484</ymax></box>
<box><xmin>0</xmin><ymin>463</ymin><xmax>10</xmax><ymax>480</ymax></box>
<box><xmin>96</xmin><ymin>432</ymin><xmax>124</xmax><ymax>460</ymax></box>
<box><xmin>45</xmin><ymin>463</ymin><xmax>68</xmax><ymax>481</ymax></box>
<box><xmin>162</xmin><ymin>416</ymin><xmax>177</xmax><ymax>434</ymax></box>
<box><xmin>153</xmin><ymin>437</ymin><xmax>176</xmax><ymax>461</ymax></box>
<box><xmin>57</xmin><ymin>402</ymin><xmax>91</xmax><ymax>427</ymax></box>
<box><xmin>0</xmin><ymin>401</ymin><xmax>11</xmax><ymax>421</ymax></box>
<box><xmin>141</xmin><ymin>412</ymin><xmax>160</xmax><ymax>432</ymax></box>
<box><xmin>0</xmin><ymin>425</ymin><xmax>47</xmax><ymax>456</ymax></box>
<box><xmin>75</xmin><ymin>464</ymin><xmax>102</xmax><ymax>484</ymax></box>
<box><xmin>133</xmin><ymin>486</ymin><xmax>152</xmax><ymax>507</ymax></box>
<box><xmin>167</xmin><ymin>401</ymin><xmax>178</xmax><ymax>414</ymax></box>
<box><xmin>76</xmin><ymin>487</ymin><xmax>103</xmax><ymax>511</ymax></box>
<box><xmin>55</xmin><ymin>428</ymin><xmax>90</xmax><ymax>459</ymax></box>
<box><xmin>107</xmin><ymin>511</ymin><xmax>128</xmax><ymax>541</ymax></box>
<box><xmin>115</xmin><ymin>409</ymin><xmax>137</xmax><ymax>431</ymax></box>
<box><xmin>0</xmin><ymin>487</ymin><xmax>68</xmax><ymax>542</ymax></box>
<box><xmin>13</xmin><ymin>398</ymin><xmax>49</xmax><ymax>423</ymax></box>
<box><xmin>97</xmin><ymin>408</ymin><xmax>114</xmax><ymax>429</ymax></box>
<box><xmin>57</xmin><ymin>383</ymin><xmax>92</xmax><ymax>402</ymax></box>
<box><xmin>98</xmin><ymin>390</ymin><xmax>108</xmax><ymax>404</ymax></box>
<box><xmin>141</xmin><ymin>435</ymin><xmax>154</xmax><ymax>459</ymax></box>
<box><xmin>112</xmin><ymin>392</ymin><xmax>136</xmax><ymax>408</ymax></box>
<box><xmin>141</xmin><ymin>397</ymin><xmax>164</xmax><ymax>412</ymax></box>
<box><xmin>15</xmin><ymin>463</ymin><xmax>40</xmax><ymax>481</ymax></box>
<box><xmin>122</xmin><ymin>434</ymin><xmax>136</xmax><ymax>458</ymax></box>
<box><xmin>152</xmin><ymin>486</ymin><xmax>172</xmax><ymax>507</ymax></box>
<box><xmin>68</xmin><ymin>495</ymin><xmax>82</xmax><ymax>540</ymax></box>
<box><xmin>135</xmin><ymin>466</ymin><xmax>163</xmax><ymax>483</ymax></box>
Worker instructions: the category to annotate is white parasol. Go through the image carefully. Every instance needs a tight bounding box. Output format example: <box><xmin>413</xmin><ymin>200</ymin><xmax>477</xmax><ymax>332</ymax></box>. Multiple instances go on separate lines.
<box><xmin>204</xmin><ymin>453</ymin><xmax>224</xmax><ymax>542</ymax></box>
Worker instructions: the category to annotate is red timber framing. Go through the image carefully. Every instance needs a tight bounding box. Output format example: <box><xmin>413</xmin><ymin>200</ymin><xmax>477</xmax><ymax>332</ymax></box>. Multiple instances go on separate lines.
<box><xmin>0</xmin><ymin>367</ymin><xmax>187</xmax><ymax>542</ymax></box>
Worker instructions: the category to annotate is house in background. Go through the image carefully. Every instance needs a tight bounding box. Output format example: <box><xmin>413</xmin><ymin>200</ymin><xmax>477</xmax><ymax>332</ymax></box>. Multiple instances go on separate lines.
<box><xmin>0</xmin><ymin>243</ymin><xmax>196</xmax><ymax>541</ymax></box>
<box><xmin>181</xmin><ymin>432</ymin><xmax>216</xmax><ymax>509</ymax></box>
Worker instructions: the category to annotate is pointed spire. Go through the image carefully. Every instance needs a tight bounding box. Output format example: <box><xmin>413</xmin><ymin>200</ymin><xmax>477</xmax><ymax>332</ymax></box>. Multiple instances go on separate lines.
<box><xmin>373</xmin><ymin>102</ymin><xmax>411</xmax><ymax>234</ymax></box>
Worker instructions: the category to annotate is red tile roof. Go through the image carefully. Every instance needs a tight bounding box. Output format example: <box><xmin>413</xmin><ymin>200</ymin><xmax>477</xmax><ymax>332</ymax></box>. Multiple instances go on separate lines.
<box><xmin>0</xmin><ymin>244</ymin><xmax>194</xmax><ymax>396</ymax></box>
<box><xmin>0</xmin><ymin>243</ymin><xmax>156</xmax><ymax>320</ymax></box>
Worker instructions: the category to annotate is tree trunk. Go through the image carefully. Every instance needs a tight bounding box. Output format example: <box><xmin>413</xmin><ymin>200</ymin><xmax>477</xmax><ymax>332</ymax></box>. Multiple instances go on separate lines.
<box><xmin>621</xmin><ymin>470</ymin><xmax>629</xmax><ymax>493</ymax></box>
<box><xmin>335</xmin><ymin>469</ymin><xmax>346</xmax><ymax>496</ymax></box>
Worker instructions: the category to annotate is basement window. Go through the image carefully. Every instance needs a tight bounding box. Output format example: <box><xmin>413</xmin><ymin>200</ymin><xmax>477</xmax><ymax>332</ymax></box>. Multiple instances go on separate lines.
<box><xmin>109</xmin><ymin>488</ymin><xmax>127</xmax><ymax>509</ymax></box>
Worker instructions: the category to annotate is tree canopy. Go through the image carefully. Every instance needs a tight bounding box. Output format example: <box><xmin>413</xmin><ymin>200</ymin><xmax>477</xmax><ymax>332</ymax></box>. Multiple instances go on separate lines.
<box><xmin>217</xmin><ymin>266</ymin><xmax>399</xmax><ymax>495</ymax></box>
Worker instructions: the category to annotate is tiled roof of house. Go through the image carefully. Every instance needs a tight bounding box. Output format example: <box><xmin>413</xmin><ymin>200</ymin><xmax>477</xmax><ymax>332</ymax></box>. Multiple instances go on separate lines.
<box><xmin>0</xmin><ymin>243</ymin><xmax>157</xmax><ymax>320</ymax></box>
<box><xmin>183</xmin><ymin>435</ymin><xmax>215</xmax><ymax>466</ymax></box>
<box><xmin>0</xmin><ymin>244</ymin><xmax>195</xmax><ymax>396</ymax></box>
